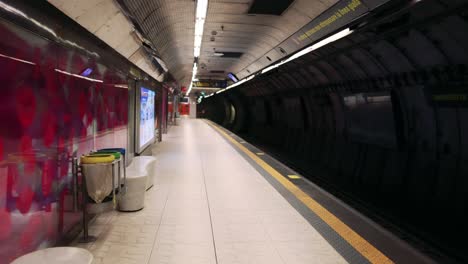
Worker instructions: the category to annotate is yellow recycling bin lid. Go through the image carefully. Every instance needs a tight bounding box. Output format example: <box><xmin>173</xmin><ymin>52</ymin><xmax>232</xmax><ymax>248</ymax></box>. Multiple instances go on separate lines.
<box><xmin>80</xmin><ymin>154</ymin><xmax>115</xmax><ymax>164</ymax></box>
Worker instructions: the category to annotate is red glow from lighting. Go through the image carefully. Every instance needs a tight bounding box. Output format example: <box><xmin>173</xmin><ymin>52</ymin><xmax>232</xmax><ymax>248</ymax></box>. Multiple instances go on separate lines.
<box><xmin>0</xmin><ymin>20</ymin><xmax>131</xmax><ymax>261</ymax></box>
<box><xmin>43</xmin><ymin>112</ymin><xmax>57</xmax><ymax>147</ymax></box>
<box><xmin>42</xmin><ymin>161</ymin><xmax>52</xmax><ymax>197</ymax></box>
<box><xmin>80</xmin><ymin>126</ymin><xmax>87</xmax><ymax>138</ymax></box>
<box><xmin>0</xmin><ymin>211</ymin><xmax>11</xmax><ymax>240</ymax></box>
<box><xmin>20</xmin><ymin>135</ymin><xmax>32</xmax><ymax>153</ymax></box>
<box><xmin>0</xmin><ymin>139</ymin><xmax>3</xmax><ymax>161</ymax></box>
<box><xmin>19</xmin><ymin>136</ymin><xmax>36</xmax><ymax>174</ymax></box>
<box><xmin>78</xmin><ymin>91</ymin><xmax>87</xmax><ymax>118</ymax></box>
<box><xmin>20</xmin><ymin>213</ymin><xmax>43</xmax><ymax>249</ymax></box>
<box><xmin>16</xmin><ymin>186</ymin><xmax>34</xmax><ymax>214</ymax></box>
<box><xmin>63</xmin><ymin>113</ymin><xmax>71</xmax><ymax>124</ymax></box>
<box><xmin>60</xmin><ymin>161</ymin><xmax>68</xmax><ymax>178</ymax></box>
<box><xmin>57</xmin><ymin>137</ymin><xmax>65</xmax><ymax>152</ymax></box>
<box><xmin>16</xmin><ymin>86</ymin><xmax>36</xmax><ymax>128</ymax></box>
<box><xmin>46</xmin><ymin>72</ymin><xmax>58</xmax><ymax>94</ymax></box>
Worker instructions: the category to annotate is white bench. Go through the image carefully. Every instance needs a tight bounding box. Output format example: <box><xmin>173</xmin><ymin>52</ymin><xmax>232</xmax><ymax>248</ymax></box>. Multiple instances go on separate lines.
<box><xmin>119</xmin><ymin>156</ymin><xmax>156</xmax><ymax>211</ymax></box>
<box><xmin>127</xmin><ymin>156</ymin><xmax>157</xmax><ymax>190</ymax></box>
<box><xmin>119</xmin><ymin>168</ymin><xmax>147</xmax><ymax>212</ymax></box>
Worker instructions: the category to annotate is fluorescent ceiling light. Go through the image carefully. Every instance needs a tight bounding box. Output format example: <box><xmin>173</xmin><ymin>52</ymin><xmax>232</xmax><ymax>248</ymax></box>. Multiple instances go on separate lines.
<box><xmin>194</xmin><ymin>35</ymin><xmax>203</xmax><ymax>46</ymax></box>
<box><xmin>215</xmin><ymin>74</ymin><xmax>255</xmax><ymax>95</ymax></box>
<box><xmin>193</xmin><ymin>87</ymin><xmax>221</xmax><ymax>90</ymax></box>
<box><xmin>218</xmin><ymin>28</ymin><xmax>353</xmax><ymax>95</ymax></box>
<box><xmin>186</xmin><ymin>82</ymin><xmax>194</xmax><ymax>95</ymax></box>
<box><xmin>311</xmin><ymin>28</ymin><xmax>353</xmax><ymax>49</ymax></box>
<box><xmin>55</xmin><ymin>69</ymin><xmax>103</xmax><ymax>83</ymax></box>
<box><xmin>186</xmin><ymin>62</ymin><xmax>199</xmax><ymax>95</ymax></box>
<box><xmin>188</xmin><ymin>0</ymin><xmax>209</xmax><ymax>96</ymax></box>
<box><xmin>195</xmin><ymin>22</ymin><xmax>204</xmax><ymax>36</ymax></box>
<box><xmin>192</xmin><ymin>65</ymin><xmax>198</xmax><ymax>77</ymax></box>
<box><xmin>285</xmin><ymin>28</ymin><xmax>352</xmax><ymax>64</ymax></box>
<box><xmin>0</xmin><ymin>53</ymin><xmax>36</xmax><ymax>65</ymax></box>
<box><xmin>194</xmin><ymin>47</ymin><xmax>201</xmax><ymax>57</ymax></box>
<box><xmin>196</xmin><ymin>0</ymin><xmax>208</xmax><ymax>18</ymax></box>
<box><xmin>261</xmin><ymin>64</ymin><xmax>278</xmax><ymax>74</ymax></box>
<box><xmin>262</xmin><ymin>28</ymin><xmax>353</xmax><ymax>75</ymax></box>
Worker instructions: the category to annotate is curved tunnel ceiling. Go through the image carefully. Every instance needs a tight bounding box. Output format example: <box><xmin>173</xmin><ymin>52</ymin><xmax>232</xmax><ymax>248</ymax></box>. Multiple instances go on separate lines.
<box><xmin>47</xmin><ymin>0</ymin><xmax>379</xmax><ymax>90</ymax></box>
<box><xmin>118</xmin><ymin>0</ymin><xmax>196</xmax><ymax>87</ymax></box>
<box><xmin>200</xmin><ymin>0</ymin><xmax>338</xmax><ymax>80</ymax></box>
<box><xmin>47</xmin><ymin>0</ymin><xmax>172</xmax><ymax>83</ymax></box>
<box><xmin>117</xmin><ymin>0</ymin><xmax>339</xmax><ymax>89</ymax></box>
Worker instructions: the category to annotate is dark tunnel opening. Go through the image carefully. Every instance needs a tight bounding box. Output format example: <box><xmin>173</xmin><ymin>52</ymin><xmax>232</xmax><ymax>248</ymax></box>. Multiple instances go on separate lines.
<box><xmin>198</xmin><ymin>0</ymin><xmax>468</xmax><ymax>262</ymax></box>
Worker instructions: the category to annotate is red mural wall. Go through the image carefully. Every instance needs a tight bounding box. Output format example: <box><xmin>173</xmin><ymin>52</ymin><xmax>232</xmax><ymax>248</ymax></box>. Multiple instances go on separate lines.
<box><xmin>0</xmin><ymin>20</ymin><xmax>129</xmax><ymax>262</ymax></box>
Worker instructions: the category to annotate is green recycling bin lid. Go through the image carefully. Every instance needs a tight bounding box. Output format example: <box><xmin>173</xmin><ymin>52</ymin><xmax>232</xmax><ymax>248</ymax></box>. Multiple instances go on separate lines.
<box><xmin>99</xmin><ymin>148</ymin><xmax>126</xmax><ymax>155</ymax></box>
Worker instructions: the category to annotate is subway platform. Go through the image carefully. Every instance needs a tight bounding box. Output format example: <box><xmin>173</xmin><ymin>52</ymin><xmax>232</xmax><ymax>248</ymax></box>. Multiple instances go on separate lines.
<box><xmin>73</xmin><ymin>118</ymin><xmax>432</xmax><ymax>264</ymax></box>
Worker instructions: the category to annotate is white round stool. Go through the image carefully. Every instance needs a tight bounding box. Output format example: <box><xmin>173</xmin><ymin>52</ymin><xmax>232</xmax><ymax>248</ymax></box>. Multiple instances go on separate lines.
<box><xmin>11</xmin><ymin>247</ymin><xmax>93</xmax><ymax>264</ymax></box>
<box><xmin>119</xmin><ymin>169</ymin><xmax>148</xmax><ymax>211</ymax></box>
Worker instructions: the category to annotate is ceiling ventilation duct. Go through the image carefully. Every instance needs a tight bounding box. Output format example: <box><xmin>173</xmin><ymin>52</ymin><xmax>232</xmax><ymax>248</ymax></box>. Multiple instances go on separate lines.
<box><xmin>248</xmin><ymin>0</ymin><xmax>294</xmax><ymax>15</ymax></box>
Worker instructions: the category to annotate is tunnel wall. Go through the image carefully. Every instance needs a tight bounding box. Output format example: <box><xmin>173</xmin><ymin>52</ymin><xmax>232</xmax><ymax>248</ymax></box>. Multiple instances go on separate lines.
<box><xmin>199</xmin><ymin>0</ymin><xmax>468</xmax><ymax>260</ymax></box>
<box><xmin>0</xmin><ymin>18</ymin><xmax>131</xmax><ymax>262</ymax></box>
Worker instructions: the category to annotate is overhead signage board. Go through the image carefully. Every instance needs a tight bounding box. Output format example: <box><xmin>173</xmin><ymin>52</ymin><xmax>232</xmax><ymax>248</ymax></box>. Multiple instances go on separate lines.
<box><xmin>193</xmin><ymin>80</ymin><xmax>227</xmax><ymax>88</ymax></box>
<box><xmin>297</xmin><ymin>0</ymin><xmax>369</xmax><ymax>44</ymax></box>
<box><xmin>426</xmin><ymin>85</ymin><xmax>468</xmax><ymax>107</ymax></box>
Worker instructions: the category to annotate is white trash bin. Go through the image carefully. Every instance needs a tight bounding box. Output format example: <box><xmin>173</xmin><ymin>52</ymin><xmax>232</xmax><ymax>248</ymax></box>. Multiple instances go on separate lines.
<box><xmin>80</xmin><ymin>154</ymin><xmax>115</xmax><ymax>204</ymax></box>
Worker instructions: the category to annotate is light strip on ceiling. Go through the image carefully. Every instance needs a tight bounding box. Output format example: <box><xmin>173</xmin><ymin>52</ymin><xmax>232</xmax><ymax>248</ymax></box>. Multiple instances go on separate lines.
<box><xmin>214</xmin><ymin>74</ymin><xmax>256</xmax><ymax>94</ymax></box>
<box><xmin>0</xmin><ymin>2</ymin><xmax>99</xmax><ymax>58</ymax></box>
<box><xmin>55</xmin><ymin>69</ymin><xmax>103</xmax><ymax>83</ymax></box>
<box><xmin>192</xmin><ymin>87</ymin><xmax>222</xmax><ymax>90</ymax></box>
<box><xmin>262</xmin><ymin>28</ymin><xmax>353</xmax><ymax>75</ymax></box>
<box><xmin>187</xmin><ymin>0</ymin><xmax>208</xmax><ymax>96</ymax></box>
<box><xmin>261</xmin><ymin>28</ymin><xmax>353</xmax><ymax>75</ymax></box>
<box><xmin>0</xmin><ymin>53</ymin><xmax>36</xmax><ymax>65</ymax></box>
<box><xmin>209</xmin><ymin>28</ymin><xmax>353</xmax><ymax>97</ymax></box>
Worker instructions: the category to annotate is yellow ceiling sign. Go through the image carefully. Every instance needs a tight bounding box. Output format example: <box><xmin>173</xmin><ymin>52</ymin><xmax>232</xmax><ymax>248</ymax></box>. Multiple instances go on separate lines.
<box><xmin>298</xmin><ymin>0</ymin><xmax>365</xmax><ymax>42</ymax></box>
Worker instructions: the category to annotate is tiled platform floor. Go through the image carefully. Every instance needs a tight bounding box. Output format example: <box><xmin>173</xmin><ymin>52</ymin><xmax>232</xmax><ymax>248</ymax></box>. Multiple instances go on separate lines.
<box><xmin>73</xmin><ymin>118</ymin><xmax>347</xmax><ymax>264</ymax></box>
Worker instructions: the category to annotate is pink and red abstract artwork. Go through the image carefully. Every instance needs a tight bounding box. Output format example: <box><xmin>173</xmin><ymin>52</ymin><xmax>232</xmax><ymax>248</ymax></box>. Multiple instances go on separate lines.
<box><xmin>0</xmin><ymin>21</ymin><xmax>129</xmax><ymax>262</ymax></box>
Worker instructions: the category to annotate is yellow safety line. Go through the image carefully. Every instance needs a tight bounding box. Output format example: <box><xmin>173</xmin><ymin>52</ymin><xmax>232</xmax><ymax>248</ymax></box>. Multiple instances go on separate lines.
<box><xmin>208</xmin><ymin>121</ymin><xmax>393</xmax><ymax>264</ymax></box>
